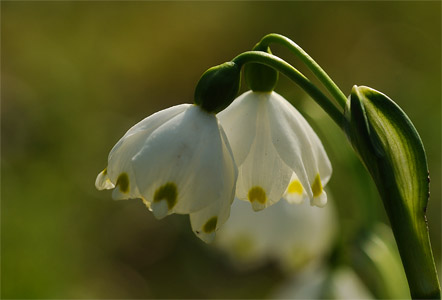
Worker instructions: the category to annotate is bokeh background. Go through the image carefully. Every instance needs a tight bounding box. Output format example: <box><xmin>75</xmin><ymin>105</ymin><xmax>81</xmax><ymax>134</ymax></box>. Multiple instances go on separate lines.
<box><xmin>2</xmin><ymin>1</ymin><xmax>441</xmax><ymax>298</ymax></box>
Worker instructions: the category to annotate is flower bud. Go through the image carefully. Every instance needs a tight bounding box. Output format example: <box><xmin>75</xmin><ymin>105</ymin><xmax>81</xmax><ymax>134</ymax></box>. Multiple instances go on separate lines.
<box><xmin>194</xmin><ymin>62</ymin><xmax>241</xmax><ymax>113</ymax></box>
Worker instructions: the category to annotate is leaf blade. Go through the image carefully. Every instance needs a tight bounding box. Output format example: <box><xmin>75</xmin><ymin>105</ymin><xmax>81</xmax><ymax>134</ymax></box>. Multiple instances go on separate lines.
<box><xmin>346</xmin><ymin>85</ymin><xmax>440</xmax><ymax>299</ymax></box>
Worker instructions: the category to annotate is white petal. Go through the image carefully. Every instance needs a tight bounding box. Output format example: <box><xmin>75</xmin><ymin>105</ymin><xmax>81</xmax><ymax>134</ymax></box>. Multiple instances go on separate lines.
<box><xmin>287</xmin><ymin>100</ymin><xmax>332</xmax><ymax>186</ymax></box>
<box><xmin>188</xmin><ymin>123</ymin><xmax>238</xmax><ymax>243</ymax></box>
<box><xmin>150</xmin><ymin>200</ymin><xmax>169</xmax><ymax>219</ymax></box>
<box><xmin>108</xmin><ymin>104</ymin><xmax>188</xmax><ymax>161</ymax></box>
<box><xmin>266</xmin><ymin>94</ymin><xmax>313</xmax><ymax>198</ymax></box>
<box><xmin>283</xmin><ymin>172</ymin><xmax>308</xmax><ymax>204</ymax></box>
<box><xmin>312</xmin><ymin>189</ymin><xmax>328</xmax><ymax>208</ymax></box>
<box><xmin>189</xmin><ymin>186</ymin><xmax>233</xmax><ymax>243</ymax></box>
<box><xmin>234</xmin><ymin>94</ymin><xmax>292</xmax><ymax>211</ymax></box>
<box><xmin>299</xmin><ymin>119</ymin><xmax>332</xmax><ymax>186</ymax></box>
<box><xmin>266</xmin><ymin>92</ymin><xmax>332</xmax><ymax>202</ymax></box>
<box><xmin>132</xmin><ymin>105</ymin><xmax>237</xmax><ymax>218</ymax></box>
<box><xmin>217</xmin><ymin>91</ymin><xmax>259</xmax><ymax>165</ymax></box>
<box><xmin>104</xmin><ymin>104</ymin><xmax>190</xmax><ymax>200</ymax></box>
<box><xmin>95</xmin><ymin>168</ymin><xmax>115</xmax><ymax>190</ymax></box>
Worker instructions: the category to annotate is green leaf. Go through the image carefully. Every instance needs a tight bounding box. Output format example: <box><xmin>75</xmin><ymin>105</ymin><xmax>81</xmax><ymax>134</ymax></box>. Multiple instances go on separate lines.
<box><xmin>344</xmin><ymin>85</ymin><xmax>440</xmax><ymax>299</ymax></box>
<box><xmin>353</xmin><ymin>224</ymin><xmax>411</xmax><ymax>299</ymax></box>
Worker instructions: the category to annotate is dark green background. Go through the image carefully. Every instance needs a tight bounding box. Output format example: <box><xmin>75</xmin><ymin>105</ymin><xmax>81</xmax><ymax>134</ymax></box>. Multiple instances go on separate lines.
<box><xmin>2</xmin><ymin>1</ymin><xmax>441</xmax><ymax>298</ymax></box>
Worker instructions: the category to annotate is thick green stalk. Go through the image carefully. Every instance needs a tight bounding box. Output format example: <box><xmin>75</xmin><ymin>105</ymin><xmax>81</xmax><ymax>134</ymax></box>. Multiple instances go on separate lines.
<box><xmin>232</xmin><ymin>51</ymin><xmax>344</xmax><ymax>127</ymax></box>
<box><xmin>258</xmin><ymin>33</ymin><xmax>348</xmax><ymax>109</ymax></box>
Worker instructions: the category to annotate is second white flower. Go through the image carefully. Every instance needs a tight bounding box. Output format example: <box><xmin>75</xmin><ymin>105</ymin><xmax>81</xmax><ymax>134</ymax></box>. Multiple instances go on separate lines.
<box><xmin>218</xmin><ymin>91</ymin><xmax>332</xmax><ymax>210</ymax></box>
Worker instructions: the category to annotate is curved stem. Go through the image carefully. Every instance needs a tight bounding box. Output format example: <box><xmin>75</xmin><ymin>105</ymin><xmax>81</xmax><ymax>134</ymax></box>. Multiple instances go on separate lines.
<box><xmin>233</xmin><ymin>51</ymin><xmax>345</xmax><ymax>128</ymax></box>
<box><xmin>258</xmin><ymin>33</ymin><xmax>348</xmax><ymax>109</ymax></box>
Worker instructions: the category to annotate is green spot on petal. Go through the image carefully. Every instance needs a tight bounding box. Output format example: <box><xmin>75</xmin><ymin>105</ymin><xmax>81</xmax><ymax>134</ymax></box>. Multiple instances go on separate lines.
<box><xmin>248</xmin><ymin>186</ymin><xmax>267</xmax><ymax>204</ymax></box>
<box><xmin>311</xmin><ymin>174</ymin><xmax>323</xmax><ymax>198</ymax></box>
<box><xmin>116</xmin><ymin>173</ymin><xmax>129</xmax><ymax>193</ymax></box>
<box><xmin>203</xmin><ymin>216</ymin><xmax>218</xmax><ymax>233</ymax></box>
<box><xmin>154</xmin><ymin>182</ymin><xmax>178</xmax><ymax>210</ymax></box>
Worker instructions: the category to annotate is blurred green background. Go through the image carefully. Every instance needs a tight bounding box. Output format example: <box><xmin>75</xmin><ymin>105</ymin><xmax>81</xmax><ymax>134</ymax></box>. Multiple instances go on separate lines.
<box><xmin>2</xmin><ymin>1</ymin><xmax>441</xmax><ymax>298</ymax></box>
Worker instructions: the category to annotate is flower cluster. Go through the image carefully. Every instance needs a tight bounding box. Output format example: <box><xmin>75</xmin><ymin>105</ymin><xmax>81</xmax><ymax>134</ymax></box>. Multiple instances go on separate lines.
<box><xmin>96</xmin><ymin>89</ymin><xmax>331</xmax><ymax>242</ymax></box>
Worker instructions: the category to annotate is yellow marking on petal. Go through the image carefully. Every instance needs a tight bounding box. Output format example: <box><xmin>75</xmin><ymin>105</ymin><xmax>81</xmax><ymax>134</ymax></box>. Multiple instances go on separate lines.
<box><xmin>311</xmin><ymin>174</ymin><xmax>323</xmax><ymax>197</ymax></box>
<box><xmin>248</xmin><ymin>186</ymin><xmax>267</xmax><ymax>204</ymax></box>
<box><xmin>116</xmin><ymin>173</ymin><xmax>129</xmax><ymax>193</ymax></box>
<box><xmin>287</xmin><ymin>180</ymin><xmax>303</xmax><ymax>195</ymax></box>
<box><xmin>203</xmin><ymin>216</ymin><xmax>218</xmax><ymax>233</ymax></box>
<box><xmin>103</xmin><ymin>168</ymin><xmax>108</xmax><ymax>175</ymax></box>
<box><xmin>153</xmin><ymin>182</ymin><xmax>178</xmax><ymax>209</ymax></box>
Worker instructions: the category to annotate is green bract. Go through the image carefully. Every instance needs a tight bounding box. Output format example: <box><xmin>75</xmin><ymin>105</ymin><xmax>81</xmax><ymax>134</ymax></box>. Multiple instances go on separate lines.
<box><xmin>244</xmin><ymin>45</ymin><xmax>278</xmax><ymax>92</ymax></box>
<box><xmin>194</xmin><ymin>62</ymin><xmax>241</xmax><ymax>113</ymax></box>
<box><xmin>344</xmin><ymin>86</ymin><xmax>440</xmax><ymax>299</ymax></box>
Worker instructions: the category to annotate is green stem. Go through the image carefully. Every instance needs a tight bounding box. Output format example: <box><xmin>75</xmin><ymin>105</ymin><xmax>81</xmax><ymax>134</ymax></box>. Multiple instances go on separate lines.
<box><xmin>232</xmin><ymin>51</ymin><xmax>345</xmax><ymax>128</ymax></box>
<box><xmin>258</xmin><ymin>33</ymin><xmax>348</xmax><ymax>109</ymax></box>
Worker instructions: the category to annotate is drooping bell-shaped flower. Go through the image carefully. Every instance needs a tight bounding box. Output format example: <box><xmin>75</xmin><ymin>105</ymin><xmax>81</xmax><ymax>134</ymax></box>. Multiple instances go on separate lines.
<box><xmin>273</xmin><ymin>265</ymin><xmax>374</xmax><ymax>299</ymax></box>
<box><xmin>95</xmin><ymin>104</ymin><xmax>237</xmax><ymax>243</ymax></box>
<box><xmin>218</xmin><ymin>91</ymin><xmax>332</xmax><ymax>210</ymax></box>
<box><xmin>216</xmin><ymin>195</ymin><xmax>336</xmax><ymax>271</ymax></box>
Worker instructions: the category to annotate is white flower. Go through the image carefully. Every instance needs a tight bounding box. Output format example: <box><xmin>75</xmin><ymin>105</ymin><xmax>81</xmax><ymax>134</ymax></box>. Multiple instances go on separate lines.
<box><xmin>217</xmin><ymin>91</ymin><xmax>332</xmax><ymax>210</ymax></box>
<box><xmin>215</xmin><ymin>194</ymin><xmax>336</xmax><ymax>271</ymax></box>
<box><xmin>95</xmin><ymin>104</ymin><xmax>237</xmax><ymax>243</ymax></box>
<box><xmin>273</xmin><ymin>265</ymin><xmax>374</xmax><ymax>299</ymax></box>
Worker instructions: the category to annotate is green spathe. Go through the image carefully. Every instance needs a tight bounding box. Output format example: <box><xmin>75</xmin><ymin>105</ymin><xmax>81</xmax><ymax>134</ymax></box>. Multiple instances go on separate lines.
<box><xmin>194</xmin><ymin>62</ymin><xmax>241</xmax><ymax>113</ymax></box>
<box><xmin>344</xmin><ymin>85</ymin><xmax>440</xmax><ymax>299</ymax></box>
